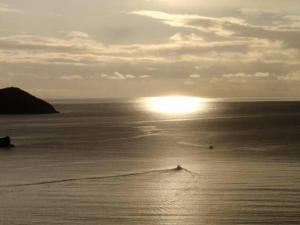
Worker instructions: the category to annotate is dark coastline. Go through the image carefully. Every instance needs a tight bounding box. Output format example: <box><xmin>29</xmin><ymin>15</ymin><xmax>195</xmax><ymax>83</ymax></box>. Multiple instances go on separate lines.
<box><xmin>0</xmin><ymin>87</ymin><xmax>58</xmax><ymax>115</ymax></box>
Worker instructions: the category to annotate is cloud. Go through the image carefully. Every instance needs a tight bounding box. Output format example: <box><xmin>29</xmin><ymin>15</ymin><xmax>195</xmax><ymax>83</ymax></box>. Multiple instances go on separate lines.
<box><xmin>139</xmin><ymin>75</ymin><xmax>150</xmax><ymax>79</ymax></box>
<box><xmin>209</xmin><ymin>72</ymin><xmax>273</xmax><ymax>83</ymax></box>
<box><xmin>189</xmin><ymin>74</ymin><xmax>201</xmax><ymax>78</ymax></box>
<box><xmin>106</xmin><ymin>72</ymin><xmax>134</xmax><ymax>80</ymax></box>
<box><xmin>185</xmin><ymin>72</ymin><xmax>273</xmax><ymax>85</ymax></box>
<box><xmin>223</xmin><ymin>72</ymin><xmax>271</xmax><ymax>78</ymax></box>
<box><xmin>100</xmin><ymin>72</ymin><xmax>150</xmax><ymax>80</ymax></box>
<box><xmin>68</xmin><ymin>31</ymin><xmax>90</xmax><ymax>39</ymax></box>
<box><xmin>239</xmin><ymin>8</ymin><xmax>281</xmax><ymax>17</ymax></box>
<box><xmin>239</xmin><ymin>8</ymin><xmax>300</xmax><ymax>29</ymax></box>
<box><xmin>0</xmin><ymin>4</ymin><xmax>22</xmax><ymax>13</ymax></box>
<box><xmin>60</xmin><ymin>75</ymin><xmax>83</xmax><ymax>80</ymax></box>
<box><xmin>0</xmin><ymin>26</ymin><xmax>299</xmax><ymax>68</ymax></box>
<box><xmin>220</xmin><ymin>72</ymin><xmax>272</xmax><ymax>84</ymax></box>
<box><xmin>0</xmin><ymin>30</ymin><xmax>299</xmax><ymax>93</ymax></box>
<box><xmin>0</xmin><ymin>14</ymin><xmax>299</xmax><ymax>91</ymax></box>
<box><xmin>1</xmin><ymin>2</ymin><xmax>300</xmax><ymax>98</ymax></box>
<box><xmin>278</xmin><ymin>71</ymin><xmax>300</xmax><ymax>81</ymax></box>
<box><xmin>170</xmin><ymin>33</ymin><xmax>204</xmax><ymax>42</ymax></box>
<box><xmin>131</xmin><ymin>10</ymin><xmax>246</xmax><ymax>37</ymax></box>
<box><xmin>0</xmin><ymin>34</ymin><xmax>162</xmax><ymax>65</ymax></box>
<box><xmin>223</xmin><ymin>73</ymin><xmax>248</xmax><ymax>78</ymax></box>
<box><xmin>254</xmin><ymin>72</ymin><xmax>271</xmax><ymax>78</ymax></box>
<box><xmin>132</xmin><ymin>10</ymin><xmax>300</xmax><ymax>48</ymax></box>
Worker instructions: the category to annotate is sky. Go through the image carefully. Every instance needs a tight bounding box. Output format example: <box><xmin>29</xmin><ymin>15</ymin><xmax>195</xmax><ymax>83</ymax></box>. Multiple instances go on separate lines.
<box><xmin>0</xmin><ymin>0</ymin><xmax>300</xmax><ymax>98</ymax></box>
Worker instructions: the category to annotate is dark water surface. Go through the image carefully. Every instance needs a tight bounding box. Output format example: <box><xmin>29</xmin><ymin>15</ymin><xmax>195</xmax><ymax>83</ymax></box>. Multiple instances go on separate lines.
<box><xmin>0</xmin><ymin>99</ymin><xmax>300</xmax><ymax>224</ymax></box>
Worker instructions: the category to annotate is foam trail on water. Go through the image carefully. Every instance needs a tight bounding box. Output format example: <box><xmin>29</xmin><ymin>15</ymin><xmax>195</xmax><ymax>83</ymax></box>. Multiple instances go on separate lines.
<box><xmin>0</xmin><ymin>167</ymin><xmax>193</xmax><ymax>189</ymax></box>
<box><xmin>100</xmin><ymin>133</ymin><xmax>159</xmax><ymax>143</ymax></box>
<box><xmin>178</xmin><ymin>142</ymin><xmax>209</xmax><ymax>149</ymax></box>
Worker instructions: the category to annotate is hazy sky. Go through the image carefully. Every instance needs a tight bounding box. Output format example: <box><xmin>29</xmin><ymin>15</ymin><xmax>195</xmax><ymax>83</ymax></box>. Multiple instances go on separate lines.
<box><xmin>0</xmin><ymin>0</ymin><xmax>300</xmax><ymax>98</ymax></box>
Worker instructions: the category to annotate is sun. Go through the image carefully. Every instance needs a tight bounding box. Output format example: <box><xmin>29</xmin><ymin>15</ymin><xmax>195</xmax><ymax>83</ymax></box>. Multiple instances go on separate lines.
<box><xmin>144</xmin><ymin>96</ymin><xmax>207</xmax><ymax>114</ymax></box>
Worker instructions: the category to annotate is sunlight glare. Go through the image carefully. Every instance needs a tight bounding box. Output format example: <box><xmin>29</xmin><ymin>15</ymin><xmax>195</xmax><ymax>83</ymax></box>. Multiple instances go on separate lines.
<box><xmin>145</xmin><ymin>96</ymin><xmax>207</xmax><ymax>114</ymax></box>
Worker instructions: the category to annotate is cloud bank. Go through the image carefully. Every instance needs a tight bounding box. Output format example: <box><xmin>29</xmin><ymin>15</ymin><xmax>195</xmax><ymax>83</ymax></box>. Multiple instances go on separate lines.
<box><xmin>1</xmin><ymin>5</ymin><xmax>300</xmax><ymax>98</ymax></box>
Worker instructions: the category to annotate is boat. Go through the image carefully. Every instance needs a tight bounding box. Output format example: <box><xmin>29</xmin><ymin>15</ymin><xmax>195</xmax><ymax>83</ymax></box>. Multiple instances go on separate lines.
<box><xmin>0</xmin><ymin>136</ymin><xmax>15</xmax><ymax>148</ymax></box>
<box><xmin>175</xmin><ymin>165</ymin><xmax>183</xmax><ymax>171</ymax></box>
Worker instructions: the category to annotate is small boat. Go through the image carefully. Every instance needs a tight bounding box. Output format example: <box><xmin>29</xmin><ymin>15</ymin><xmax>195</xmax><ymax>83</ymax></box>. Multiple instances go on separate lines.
<box><xmin>0</xmin><ymin>136</ymin><xmax>15</xmax><ymax>148</ymax></box>
<box><xmin>175</xmin><ymin>165</ymin><xmax>183</xmax><ymax>171</ymax></box>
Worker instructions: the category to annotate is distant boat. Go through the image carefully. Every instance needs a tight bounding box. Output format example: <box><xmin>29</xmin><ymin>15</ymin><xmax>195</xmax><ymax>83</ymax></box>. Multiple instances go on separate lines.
<box><xmin>175</xmin><ymin>165</ymin><xmax>183</xmax><ymax>171</ymax></box>
<box><xmin>0</xmin><ymin>136</ymin><xmax>15</xmax><ymax>148</ymax></box>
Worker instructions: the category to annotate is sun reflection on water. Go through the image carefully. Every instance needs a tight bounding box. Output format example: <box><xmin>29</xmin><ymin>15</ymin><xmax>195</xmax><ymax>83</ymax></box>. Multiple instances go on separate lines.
<box><xmin>144</xmin><ymin>96</ymin><xmax>208</xmax><ymax>115</ymax></box>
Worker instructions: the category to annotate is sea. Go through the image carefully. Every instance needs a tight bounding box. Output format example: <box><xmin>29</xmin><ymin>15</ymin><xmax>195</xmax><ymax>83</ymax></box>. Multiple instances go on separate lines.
<box><xmin>0</xmin><ymin>98</ymin><xmax>300</xmax><ymax>225</ymax></box>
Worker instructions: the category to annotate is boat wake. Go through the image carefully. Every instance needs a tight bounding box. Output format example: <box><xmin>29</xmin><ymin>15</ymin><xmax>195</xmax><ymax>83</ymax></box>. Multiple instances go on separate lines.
<box><xmin>178</xmin><ymin>142</ymin><xmax>211</xmax><ymax>149</ymax></box>
<box><xmin>0</xmin><ymin>166</ymin><xmax>196</xmax><ymax>189</ymax></box>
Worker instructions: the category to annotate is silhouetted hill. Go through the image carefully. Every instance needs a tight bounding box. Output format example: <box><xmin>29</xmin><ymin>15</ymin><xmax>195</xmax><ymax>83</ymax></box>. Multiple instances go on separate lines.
<box><xmin>0</xmin><ymin>87</ymin><xmax>58</xmax><ymax>114</ymax></box>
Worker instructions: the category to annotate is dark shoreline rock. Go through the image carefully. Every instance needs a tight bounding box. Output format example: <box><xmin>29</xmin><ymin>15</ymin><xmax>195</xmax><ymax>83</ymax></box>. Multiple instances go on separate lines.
<box><xmin>0</xmin><ymin>87</ymin><xmax>58</xmax><ymax>114</ymax></box>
